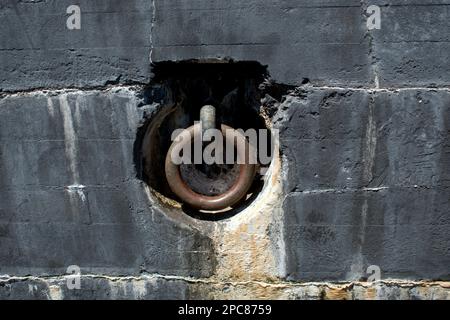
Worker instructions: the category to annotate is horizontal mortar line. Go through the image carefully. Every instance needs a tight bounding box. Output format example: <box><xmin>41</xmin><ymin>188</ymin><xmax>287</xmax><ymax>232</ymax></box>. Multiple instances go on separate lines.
<box><xmin>292</xmin><ymin>40</ymin><xmax>450</xmax><ymax>44</ymax></box>
<box><xmin>155</xmin><ymin>43</ymin><xmax>273</xmax><ymax>47</ymax></box>
<box><xmin>0</xmin><ymin>274</ymin><xmax>448</xmax><ymax>289</ymax></box>
<box><xmin>159</xmin><ymin>5</ymin><xmax>362</xmax><ymax>10</ymax></box>
<box><xmin>0</xmin><ymin>46</ymin><xmax>152</xmax><ymax>51</ymax></box>
<box><xmin>287</xmin><ymin>185</ymin><xmax>450</xmax><ymax>195</ymax></box>
<box><xmin>376</xmin><ymin>40</ymin><xmax>450</xmax><ymax>43</ymax></box>
<box><xmin>380</xmin><ymin>3</ymin><xmax>450</xmax><ymax>7</ymax></box>
<box><xmin>4</xmin><ymin>221</ymin><xmax>444</xmax><ymax>228</ymax></box>
<box><xmin>0</xmin><ymin>184</ymin><xmax>136</xmax><ymax>191</ymax></box>
<box><xmin>76</xmin><ymin>10</ymin><xmax>152</xmax><ymax>15</ymax></box>
<box><xmin>160</xmin><ymin>4</ymin><xmax>450</xmax><ymax>10</ymax></box>
<box><xmin>379</xmin><ymin>40</ymin><xmax>450</xmax><ymax>43</ymax></box>
<box><xmin>4</xmin><ymin>2</ymin><xmax>449</xmax><ymax>15</ymax></box>
<box><xmin>281</xmin><ymin>5</ymin><xmax>362</xmax><ymax>9</ymax></box>
<box><xmin>0</xmin><ymin>222</ymin><xmax>146</xmax><ymax>226</ymax></box>
<box><xmin>2</xmin><ymin>84</ymin><xmax>450</xmax><ymax>98</ymax></box>
<box><xmin>0</xmin><ymin>10</ymin><xmax>151</xmax><ymax>16</ymax></box>
<box><xmin>157</xmin><ymin>6</ymin><xmax>359</xmax><ymax>11</ymax></box>
<box><xmin>292</xmin><ymin>187</ymin><xmax>389</xmax><ymax>193</ymax></box>
<box><xmin>302</xmin><ymin>85</ymin><xmax>450</xmax><ymax>92</ymax></box>
<box><xmin>0</xmin><ymin>138</ymin><xmax>136</xmax><ymax>142</ymax></box>
<box><xmin>155</xmin><ymin>42</ymin><xmax>365</xmax><ymax>47</ymax></box>
<box><xmin>281</xmin><ymin>136</ymin><xmax>449</xmax><ymax>141</ymax></box>
<box><xmin>0</xmin><ymin>84</ymin><xmax>143</xmax><ymax>97</ymax></box>
<box><xmin>286</xmin><ymin>223</ymin><xmax>450</xmax><ymax>227</ymax></box>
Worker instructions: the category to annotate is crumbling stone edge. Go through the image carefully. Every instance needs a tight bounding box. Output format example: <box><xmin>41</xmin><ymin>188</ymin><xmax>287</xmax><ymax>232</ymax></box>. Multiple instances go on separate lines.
<box><xmin>2</xmin><ymin>84</ymin><xmax>450</xmax><ymax>99</ymax></box>
<box><xmin>1</xmin><ymin>274</ymin><xmax>449</xmax><ymax>300</ymax></box>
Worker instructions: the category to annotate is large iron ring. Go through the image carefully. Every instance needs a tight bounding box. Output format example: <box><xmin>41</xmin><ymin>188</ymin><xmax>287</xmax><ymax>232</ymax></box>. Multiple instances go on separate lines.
<box><xmin>165</xmin><ymin>123</ymin><xmax>256</xmax><ymax>211</ymax></box>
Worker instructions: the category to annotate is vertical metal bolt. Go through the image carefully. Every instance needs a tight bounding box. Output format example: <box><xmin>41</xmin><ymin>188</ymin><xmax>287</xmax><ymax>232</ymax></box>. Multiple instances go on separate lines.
<box><xmin>199</xmin><ymin>105</ymin><xmax>216</xmax><ymax>176</ymax></box>
<box><xmin>200</xmin><ymin>105</ymin><xmax>216</xmax><ymax>137</ymax></box>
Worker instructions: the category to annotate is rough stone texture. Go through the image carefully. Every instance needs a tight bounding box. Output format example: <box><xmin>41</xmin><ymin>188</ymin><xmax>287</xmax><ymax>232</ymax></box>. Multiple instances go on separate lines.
<box><xmin>152</xmin><ymin>0</ymin><xmax>450</xmax><ymax>88</ymax></box>
<box><xmin>0</xmin><ymin>88</ymin><xmax>216</xmax><ymax>278</ymax></box>
<box><xmin>2</xmin><ymin>0</ymin><xmax>449</xmax><ymax>89</ymax></box>
<box><xmin>280</xmin><ymin>89</ymin><xmax>450</xmax><ymax>191</ymax></box>
<box><xmin>0</xmin><ymin>275</ymin><xmax>192</xmax><ymax>300</ymax></box>
<box><xmin>1</xmin><ymin>0</ymin><xmax>449</xmax><ymax>299</ymax></box>
<box><xmin>280</xmin><ymin>88</ymin><xmax>450</xmax><ymax>281</ymax></box>
<box><xmin>1</xmin><ymin>275</ymin><xmax>449</xmax><ymax>300</ymax></box>
<box><xmin>0</xmin><ymin>0</ymin><xmax>152</xmax><ymax>91</ymax></box>
<box><xmin>152</xmin><ymin>0</ymin><xmax>372</xmax><ymax>87</ymax></box>
<box><xmin>371</xmin><ymin>0</ymin><xmax>450</xmax><ymax>88</ymax></box>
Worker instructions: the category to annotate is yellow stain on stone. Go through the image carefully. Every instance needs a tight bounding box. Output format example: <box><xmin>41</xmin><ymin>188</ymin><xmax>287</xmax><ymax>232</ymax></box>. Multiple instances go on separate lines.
<box><xmin>211</xmin><ymin>146</ymin><xmax>284</xmax><ymax>298</ymax></box>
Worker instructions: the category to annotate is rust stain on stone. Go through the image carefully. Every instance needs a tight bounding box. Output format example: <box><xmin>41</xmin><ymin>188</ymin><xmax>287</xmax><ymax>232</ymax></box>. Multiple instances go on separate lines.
<box><xmin>364</xmin><ymin>287</ymin><xmax>377</xmax><ymax>300</ymax></box>
<box><xmin>211</xmin><ymin>147</ymin><xmax>284</xmax><ymax>289</ymax></box>
<box><xmin>323</xmin><ymin>286</ymin><xmax>352</xmax><ymax>300</ymax></box>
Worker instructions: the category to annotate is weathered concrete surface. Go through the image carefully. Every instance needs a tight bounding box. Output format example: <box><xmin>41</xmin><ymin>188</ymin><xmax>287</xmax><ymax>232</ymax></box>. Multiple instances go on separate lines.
<box><xmin>1</xmin><ymin>86</ymin><xmax>448</xmax><ymax>299</ymax></box>
<box><xmin>0</xmin><ymin>0</ymin><xmax>152</xmax><ymax>91</ymax></box>
<box><xmin>152</xmin><ymin>0</ymin><xmax>450</xmax><ymax>88</ymax></box>
<box><xmin>370</xmin><ymin>0</ymin><xmax>450</xmax><ymax>87</ymax></box>
<box><xmin>279</xmin><ymin>88</ymin><xmax>450</xmax><ymax>281</ymax></box>
<box><xmin>1</xmin><ymin>0</ymin><xmax>449</xmax><ymax>299</ymax></box>
<box><xmin>0</xmin><ymin>88</ymin><xmax>216</xmax><ymax>278</ymax></box>
<box><xmin>280</xmin><ymin>89</ymin><xmax>450</xmax><ymax>191</ymax></box>
<box><xmin>1</xmin><ymin>275</ymin><xmax>449</xmax><ymax>300</ymax></box>
<box><xmin>152</xmin><ymin>0</ymin><xmax>372</xmax><ymax>87</ymax></box>
<box><xmin>8</xmin><ymin>0</ymin><xmax>449</xmax><ymax>91</ymax></box>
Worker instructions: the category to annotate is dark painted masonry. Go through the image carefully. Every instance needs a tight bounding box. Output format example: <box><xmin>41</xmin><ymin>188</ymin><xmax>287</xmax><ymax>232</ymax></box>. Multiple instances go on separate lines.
<box><xmin>0</xmin><ymin>0</ymin><xmax>449</xmax><ymax>299</ymax></box>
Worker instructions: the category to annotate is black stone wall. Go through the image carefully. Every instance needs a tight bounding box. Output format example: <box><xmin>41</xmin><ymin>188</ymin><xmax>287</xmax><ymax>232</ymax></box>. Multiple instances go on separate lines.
<box><xmin>0</xmin><ymin>0</ymin><xmax>449</xmax><ymax>299</ymax></box>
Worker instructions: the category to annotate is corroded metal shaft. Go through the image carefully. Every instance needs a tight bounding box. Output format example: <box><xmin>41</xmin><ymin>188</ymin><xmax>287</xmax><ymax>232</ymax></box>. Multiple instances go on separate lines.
<box><xmin>200</xmin><ymin>105</ymin><xmax>216</xmax><ymax>135</ymax></box>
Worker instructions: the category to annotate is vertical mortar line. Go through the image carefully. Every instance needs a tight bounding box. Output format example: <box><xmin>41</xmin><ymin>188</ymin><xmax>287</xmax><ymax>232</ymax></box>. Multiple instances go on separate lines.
<box><xmin>363</xmin><ymin>94</ymin><xmax>377</xmax><ymax>185</ymax></box>
<box><xmin>361</xmin><ymin>0</ymin><xmax>380</xmax><ymax>88</ymax></box>
<box><xmin>360</xmin><ymin>92</ymin><xmax>377</xmax><ymax>278</ymax></box>
<box><xmin>149</xmin><ymin>0</ymin><xmax>156</xmax><ymax>63</ymax></box>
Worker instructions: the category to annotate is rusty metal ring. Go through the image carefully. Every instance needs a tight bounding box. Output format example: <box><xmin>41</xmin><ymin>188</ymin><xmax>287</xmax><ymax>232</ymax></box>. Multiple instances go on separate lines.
<box><xmin>165</xmin><ymin>123</ymin><xmax>256</xmax><ymax>211</ymax></box>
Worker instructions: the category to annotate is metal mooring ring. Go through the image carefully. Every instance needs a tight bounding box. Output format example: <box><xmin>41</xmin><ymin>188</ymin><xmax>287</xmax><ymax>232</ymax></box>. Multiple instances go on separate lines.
<box><xmin>165</xmin><ymin>123</ymin><xmax>256</xmax><ymax>211</ymax></box>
